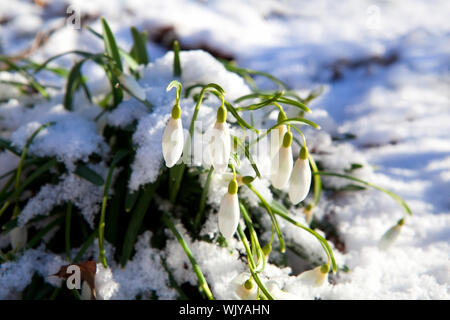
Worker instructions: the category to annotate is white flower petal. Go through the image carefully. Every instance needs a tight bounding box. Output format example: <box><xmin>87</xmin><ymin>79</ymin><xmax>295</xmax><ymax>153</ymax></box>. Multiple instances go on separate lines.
<box><xmin>162</xmin><ymin>117</ymin><xmax>184</xmax><ymax>167</ymax></box>
<box><xmin>119</xmin><ymin>74</ymin><xmax>146</xmax><ymax>101</ymax></box>
<box><xmin>208</xmin><ymin>122</ymin><xmax>231</xmax><ymax>173</ymax></box>
<box><xmin>378</xmin><ymin>224</ymin><xmax>402</xmax><ymax>250</ymax></box>
<box><xmin>218</xmin><ymin>192</ymin><xmax>240</xmax><ymax>238</ymax></box>
<box><xmin>231</xmin><ymin>272</ymin><xmax>257</xmax><ymax>300</ymax></box>
<box><xmin>270</xmin><ymin>146</ymin><xmax>293</xmax><ymax>189</ymax></box>
<box><xmin>266</xmin><ymin>280</ymin><xmax>298</xmax><ymax>300</ymax></box>
<box><xmin>9</xmin><ymin>226</ymin><xmax>27</xmax><ymax>250</ymax></box>
<box><xmin>270</xmin><ymin>125</ymin><xmax>287</xmax><ymax>159</ymax></box>
<box><xmin>297</xmin><ymin>266</ymin><xmax>328</xmax><ymax>287</ymax></box>
<box><xmin>289</xmin><ymin>158</ymin><xmax>311</xmax><ymax>204</ymax></box>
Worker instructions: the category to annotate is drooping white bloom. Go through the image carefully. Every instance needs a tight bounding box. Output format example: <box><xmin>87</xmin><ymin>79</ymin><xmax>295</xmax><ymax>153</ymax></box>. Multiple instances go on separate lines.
<box><xmin>270</xmin><ymin>132</ymin><xmax>293</xmax><ymax>189</ymax></box>
<box><xmin>218</xmin><ymin>178</ymin><xmax>240</xmax><ymax>238</ymax></box>
<box><xmin>378</xmin><ymin>219</ymin><xmax>404</xmax><ymax>250</ymax></box>
<box><xmin>162</xmin><ymin>116</ymin><xmax>184</xmax><ymax>168</ymax></box>
<box><xmin>289</xmin><ymin>147</ymin><xmax>311</xmax><ymax>204</ymax></box>
<box><xmin>230</xmin><ymin>272</ymin><xmax>258</xmax><ymax>300</ymax></box>
<box><xmin>208</xmin><ymin>107</ymin><xmax>231</xmax><ymax>173</ymax></box>
<box><xmin>270</xmin><ymin>124</ymin><xmax>287</xmax><ymax>159</ymax></box>
<box><xmin>118</xmin><ymin>73</ymin><xmax>146</xmax><ymax>101</ymax></box>
<box><xmin>266</xmin><ymin>280</ymin><xmax>298</xmax><ymax>300</ymax></box>
<box><xmin>297</xmin><ymin>265</ymin><xmax>329</xmax><ymax>287</ymax></box>
<box><xmin>9</xmin><ymin>226</ymin><xmax>27</xmax><ymax>250</ymax></box>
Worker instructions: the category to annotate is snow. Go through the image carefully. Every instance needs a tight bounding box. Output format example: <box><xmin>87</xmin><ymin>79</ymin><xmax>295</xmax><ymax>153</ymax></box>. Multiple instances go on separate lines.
<box><xmin>0</xmin><ymin>0</ymin><xmax>449</xmax><ymax>300</ymax></box>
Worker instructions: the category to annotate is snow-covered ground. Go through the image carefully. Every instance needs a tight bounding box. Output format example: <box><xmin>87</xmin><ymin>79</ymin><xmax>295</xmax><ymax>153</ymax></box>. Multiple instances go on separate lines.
<box><xmin>0</xmin><ymin>0</ymin><xmax>449</xmax><ymax>299</ymax></box>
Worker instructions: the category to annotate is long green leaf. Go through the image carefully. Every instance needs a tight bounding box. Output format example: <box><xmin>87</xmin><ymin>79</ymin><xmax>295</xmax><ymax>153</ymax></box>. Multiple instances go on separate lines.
<box><xmin>162</xmin><ymin>213</ymin><xmax>214</xmax><ymax>300</ymax></box>
<box><xmin>270</xmin><ymin>201</ymin><xmax>338</xmax><ymax>273</ymax></box>
<box><xmin>173</xmin><ymin>40</ymin><xmax>181</xmax><ymax>77</ymax></box>
<box><xmin>98</xmin><ymin>150</ymin><xmax>128</xmax><ymax>267</ymax></box>
<box><xmin>100</xmin><ymin>17</ymin><xmax>123</xmax><ymax>71</ymax></box>
<box><xmin>130</xmin><ymin>27</ymin><xmax>149</xmax><ymax>65</ymax></box>
<box><xmin>120</xmin><ymin>180</ymin><xmax>159</xmax><ymax>267</ymax></box>
<box><xmin>74</xmin><ymin>163</ymin><xmax>105</xmax><ymax>186</ymax></box>
<box><xmin>316</xmin><ymin>171</ymin><xmax>412</xmax><ymax>216</ymax></box>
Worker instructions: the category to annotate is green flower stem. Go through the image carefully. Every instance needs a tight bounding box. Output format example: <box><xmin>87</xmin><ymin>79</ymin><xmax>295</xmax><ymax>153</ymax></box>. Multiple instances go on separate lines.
<box><xmin>235</xmin><ymin>92</ymin><xmax>283</xmax><ymax>112</ymax></box>
<box><xmin>162</xmin><ymin>213</ymin><xmax>214</xmax><ymax>300</ymax></box>
<box><xmin>308</xmin><ymin>154</ymin><xmax>322</xmax><ymax>209</ymax></box>
<box><xmin>232</xmin><ymin>135</ymin><xmax>261</xmax><ymax>178</ymax></box>
<box><xmin>194</xmin><ymin>166</ymin><xmax>214</xmax><ymax>232</ymax></box>
<box><xmin>239</xmin><ymin>202</ymin><xmax>266</xmax><ymax>272</ymax></box>
<box><xmin>99</xmin><ymin>150</ymin><xmax>128</xmax><ymax>268</ymax></box>
<box><xmin>315</xmin><ymin>171</ymin><xmax>412</xmax><ymax>217</ymax></box>
<box><xmin>65</xmin><ymin>202</ymin><xmax>73</xmax><ymax>261</ymax></box>
<box><xmin>0</xmin><ymin>158</ymin><xmax>57</xmax><ymax>218</ymax></box>
<box><xmin>246</xmin><ymin>184</ymin><xmax>285</xmax><ymax>253</ymax></box>
<box><xmin>11</xmin><ymin>123</ymin><xmax>54</xmax><ymax>218</ymax></box>
<box><xmin>250</xmin><ymin>117</ymin><xmax>320</xmax><ymax>148</ymax></box>
<box><xmin>25</xmin><ymin>215</ymin><xmax>64</xmax><ymax>250</ymax></box>
<box><xmin>237</xmin><ymin>225</ymin><xmax>274</xmax><ymax>300</ymax></box>
<box><xmin>270</xmin><ymin>203</ymin><xmax>337</xmax><ymax>273</ymax></box>
<box><xmin>222</xmin><ymin>62</ymin><xmax>289</xmax><ymax>92</ymax></box>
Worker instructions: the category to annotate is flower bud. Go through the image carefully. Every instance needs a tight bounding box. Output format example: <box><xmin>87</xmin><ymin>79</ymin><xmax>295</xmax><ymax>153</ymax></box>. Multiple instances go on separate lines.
<box><xmin>231</xmin><ymin>272</ymin><xmax>257</xmax><ymax>300</ymax></box>
<box><xmin>270</xmin><ymin>111</ymin><xmax>287</xmax><ymax>159</ymax></box>
<box><xmin>9</xmin><ymin>226</ymin><xmax>27</xmax><ymax>250</ymax></box>
<box><xmin>289</xmin><ymin>147</ymin><xmax>311</xmax><ymax>204</ymax></box>
<box><xmin>218</xmin><ymin>179</ymin><xmax>240</xmax><ymax>238</ymax></box>
<box><xmin>378</xmin><ymin>219</ymin><xmax>404</xmax><ymax>250</ymax></box>
<box><xmin>118</xmin><ymin>73</ymin><xmax>146</xmax><ymax>101</ymax></box>
<box><xmin>297</xmin><ymin>264</ymin><xmax>329</xmax><ymax>287</ymax></box>
<box><xmin>270</xmin><ymin>132</ymin><xmax>293</xmax><ymax>189</ymax></box>
<box><xmin>162</xmin><ymin>113</ymin><xmax>184</xmax><ymax>168</ymax></box>
<box><xmin>266</xmin><ymin>280</ymin><xmax>298</xmax><ymax>300</ymax></box>
<box><xmin>208</xmin><ymin>121</ymin><xmax>231</xmax><ymax>173</ymax></box>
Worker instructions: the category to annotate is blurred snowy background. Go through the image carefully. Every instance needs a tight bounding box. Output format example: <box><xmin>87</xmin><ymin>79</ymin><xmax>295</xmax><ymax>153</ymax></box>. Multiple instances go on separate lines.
<box><xmin>0</xmin><ymin>0</ymin><xmax>449</xmax><ymax>299</ymax></box>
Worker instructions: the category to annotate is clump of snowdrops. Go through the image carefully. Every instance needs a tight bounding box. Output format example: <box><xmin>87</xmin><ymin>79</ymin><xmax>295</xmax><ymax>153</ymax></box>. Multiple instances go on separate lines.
<box><xmin>0</xmin><ymin>18</ymin><xmax>411</xmax><ymax>300</ymax></box>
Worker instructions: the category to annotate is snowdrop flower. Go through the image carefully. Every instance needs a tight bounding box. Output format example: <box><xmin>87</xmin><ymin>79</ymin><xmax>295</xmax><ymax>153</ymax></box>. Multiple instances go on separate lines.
<box><xmin>231</xmin><ymin>272</ymin><xmax>257</xmax><ymax>300</ymax></box>
<box><xmin>378</xmin><ymin>219</ymin><xmax>404</xmax><ymax>250</ymax></box>
<box><xmin>270</xmin><ymin>131</ymin><xmax>293</xmax><ymax>189</ymax></box>
<box><xmin>208</xmin><ymin>106</ymin><xmax>231</xmax><ymax>173</ymax></box>
<box><xmin>117</xmin><ymin>72</ymin><xmax>146</xmax><ymax>101</ymax></box>
<box><xmin>266</xmin><ymin>280</ymin><xmax>298</xmax><ymax>300</ymax></box>
<box><xmin>289</xmin><ymin>146</ymin><xmax>311</xmax><ymax>204</ymax></box>
<box><xmin>270</xmin><ymin>111</ymin><xmax>287</xmax><ymax>159</ymax></box>
<box><xmin>9</xmin><ymin>226</ymin><xmax>27</xmax><ymax>250</ymax></box>
<box><xmin>218</xmin><ymin>177</ymin><xmax>240</xmax><ymax>238</ymax></box>
<box><xmin>162</xmin><ymin>104</ymin><xmax>184</xmax><ymax>167</ymax></box>
<box><xmin>297</xmin><ymin>264</ymin><xmax>329</xmax><ymax>287</ymax></box>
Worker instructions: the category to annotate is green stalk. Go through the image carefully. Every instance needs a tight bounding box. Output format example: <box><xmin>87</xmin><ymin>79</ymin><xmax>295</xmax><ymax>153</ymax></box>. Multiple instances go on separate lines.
<box><xmin>162</xmin><ymin>213</ymin><xmax>214</xmax><ymax>300</ymax></box>
<box><xmin>194</xmin><ymin>166</ymin><xmax>214</xmax><ymax>232</ymax></box>
<box><xmin>237</xmin><ymin>225</ymin><xmax>274</xmax><ymax>300</ymax></box>
<box><xmin>239</xmin><ymin>202</ymin><xmax>265</xmax><ymax>272</ymax></box>
<box><xmin>0</xmin><ymin>158</ymin><xmax>57</xmax><ymax>218</ymax></box>
<box><xmin>246</xmin><ymin>184</ymin><xmax>285</xmax><ymax>253</ymax></box>
<box><xmin>25</xmin><ymin>216</ymin><xmax>64</xmax><ymax>249</ymax></box>
<box><xmin>270</xmin><ymin>203</ymin><xmax>337</xmax><ymax>273</ymax></box>
<box><xmin>316</xmin><ymin>171</ymin><xmax>412</xmax><ymax>217</ymax></box>
<box><xmin>308</xmin><ymin>154</ymin><xmax>322</xmax><ymax>208</ymax></box>
<box><xmin>12</xmin><ymin>123</ymin><xmax>54</xmax><ymax>218</ymax></box>
<box><xmin>99</xmin><ymin>150</ymin><xmax>128</xmax><ymax>267</ymax></box>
